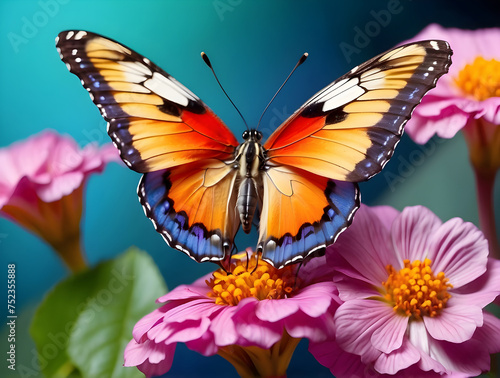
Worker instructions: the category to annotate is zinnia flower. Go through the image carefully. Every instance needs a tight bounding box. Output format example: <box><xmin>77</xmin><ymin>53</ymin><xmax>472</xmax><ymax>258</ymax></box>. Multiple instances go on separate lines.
<box><xmin>0</xmin><ymin>130</ymin><xmax>119</xmax><ymax>271</ymax></box>
<box><xmin>402</xmin><ymin>24</ymin><xmax>500</xmax><ymax>258</ymax></box>
<box><xmin>311</xmin><ymin>205</ymin><xmax>500</xmax><ymax>377</ymax></box>
<box><xmin>124</xmin><ymin>250</ymin><xmax>339</xmax><ymax>377</ymax></box>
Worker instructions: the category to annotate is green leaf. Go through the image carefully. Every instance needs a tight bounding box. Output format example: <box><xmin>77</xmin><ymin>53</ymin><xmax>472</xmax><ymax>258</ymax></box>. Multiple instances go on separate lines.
<box><xmin>68</xmin><ymin>248</ymin><xmax>167</xmax><ymax>378</ymax></box>
<box><xmin>30</xmin><ymin>248</ymin><xmax>167</xmax><ymax>378</ymax></box>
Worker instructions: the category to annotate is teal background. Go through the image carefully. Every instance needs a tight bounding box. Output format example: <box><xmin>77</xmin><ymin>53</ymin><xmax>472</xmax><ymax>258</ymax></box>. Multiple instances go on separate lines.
<box><xmin>1</xmin><ymin>0</ymin><xmax>499</xmax><ymax>376</ymax></box>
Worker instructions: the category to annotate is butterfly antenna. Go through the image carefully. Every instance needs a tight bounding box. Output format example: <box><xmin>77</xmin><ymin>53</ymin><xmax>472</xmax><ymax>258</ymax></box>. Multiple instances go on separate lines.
<box><xmin>201</xmin><ymin>52</ymin><xmax>249</xmax><ymax>130</ymax></box>
<box><xmin>256</xmin><ymin>52</ymin><xmax>308</xmax><ymax>131</ymax></box>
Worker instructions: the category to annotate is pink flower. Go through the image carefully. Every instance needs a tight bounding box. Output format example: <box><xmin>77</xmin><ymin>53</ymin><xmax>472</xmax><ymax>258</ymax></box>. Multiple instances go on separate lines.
<box><xmin>124</xmin><ymin>251</ymin><xmax>339</xmax><ymax>377</ymax></box>
<box><xmin>311</xmin><ymin>205</ymin><xmax>500</xmax><ymax>377</ymax></box>
<box><xmin>402</xmin><ymin>24</ymin><xmax>500</xmax><ymax>260</ymax></box>
<box><xmin>0</xmin><ymin>130</ymin><xmax>119</xmax><ymax>271</ymax></box>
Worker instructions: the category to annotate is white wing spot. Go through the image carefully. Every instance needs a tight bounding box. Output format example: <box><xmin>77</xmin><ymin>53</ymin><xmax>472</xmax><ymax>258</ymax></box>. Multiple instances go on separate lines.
<box><xmin>428</xmin><ymin>66</ymin><xmax>434</xmax><ymax>71</ymax></box>
<box><xmin>322</xmin><ymin>81</ymin><xmax>365</xmax><ymax>111</ymax></box>
<box><xmin>430</xmin><ymin>41</ymin><xmax>439</xmax><ymax>50</ymax></box>
<box><xmin>75</xmin><ymin>57</ymin><xmax>81</xmax><ymax>63</ymax></box>
<box><xmin>66</xmin><ymin>31</ymin><xmax>74</xmax><ymax>40</ymax></box>
<box><xmin>351</xmin><ymin>65</ymin><xmax>359</xmax><ymax>74</ymax></box>
<box><xmin>144</xmin><ymin>72</ymin><xmax>197</xmax><ymax>106</ymax></box>
<box><xmin>74</xmin><ymin>31</ymin><xmax>87</xmax><ymax>40</ymax></box>
<box><xmin>72</xmin><ymin>49</ymin><xmax>78</xmax><ymax>56</ymax></box>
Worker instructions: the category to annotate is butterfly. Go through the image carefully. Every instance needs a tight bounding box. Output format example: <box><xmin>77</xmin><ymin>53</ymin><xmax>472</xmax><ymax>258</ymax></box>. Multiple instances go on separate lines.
<box><xmin>56</xmin><ymin>30</ymin><xmax>452</xmax><ymax>269</ymax></box>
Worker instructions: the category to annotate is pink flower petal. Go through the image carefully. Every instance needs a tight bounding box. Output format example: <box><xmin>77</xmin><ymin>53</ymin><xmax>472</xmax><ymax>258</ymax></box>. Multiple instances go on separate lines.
<box><xmin>406</xmin><ymin>321</ymin><xmax>447</xmax><ymax>374</ymax></box>
<box><xmin>210</xmin><ymin>306</ymin><xmax>239</xmax><ymax>346</ymax></box>
<box><xmin>373</xmin><ymin>339</ymin><xmax>421</xmax><ymax>375</ymax></box>
<box><xmin>391</xmin><ymin>206</ymin><xmax>443</xmax><ymax>263</ymax></box>
<box><xmin>255</xmin><ymin>298</ymin><xmax>299</xmax><ymax>322</ymax></box>
<box><xmin>335</xmin><ymin>299</ymin><xmax>403</xmax><ymax>356</ymax></box>
<box><xmin>309</xmin><ymin>340</ymin><xmax>366</xmax><ymax>377</ymax></box>
<box><xmin>124</xmin><ymin>339</ymin><xmax>176</xmax><ymax>378</ymax></box>
<box><xmin>329</xmin><ymin>206</ymin><xmax>393</xmax><ymax>288</ymax></box>
<box><xmin>132</xmin><ymin>307</ymin><xmax>169</xmax><ymax>342</ymax></box>
<box><xmin>450</xmin><ymin>258</ymin><xmax>500</xmax><ymax>308</ymax></box>
<box><xmin>424</xmin><ymin>333</ymin><xmax>490</xmax><ymax>376</ymax></box>
<box><xmin>232</xmin><ymin>300</ymin><xmax>283</xmax><ymax>348</ymax></box>
<box><xmin>163</xmin><ymin>318</ymin><xmax>212</xmax><ymax>344</ymax></box>
<box><xmin>284</xmin><ymin>311</ymin><xmax>335</xmax><ymax>342</ymax></box>
<box><xmin>427</xmin><ymin>218</ymin><xmax>488</xmax><ymax>288</ymax></box>
<box><xmin>157</xmin><ymin>277</ymin><xmax>212</xmax><ymax>302</ymax></box>
<box><xmin>332</xmin><ymin>270</ymin><xmax>380</xmax><ymax>301</ymax></box>
<box><xmin>371</xmin><ymin>310</ymin><xmax>408</xmax><ymax>354</ymax></box>
<box><xmin>473</xmin><ymin>312</ymin><xmax>500</xmax><ymax>353</ymax></box>
<box><xmin>423</xmin><ymin>304</ymin><xmax>483</xmax><ymax>343</ymax></box>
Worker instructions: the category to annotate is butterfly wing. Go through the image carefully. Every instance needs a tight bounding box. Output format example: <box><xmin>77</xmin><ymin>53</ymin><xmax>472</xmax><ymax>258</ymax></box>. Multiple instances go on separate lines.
<box><xmin>259</xmin><ymin>40</ymin><xmax>452</xmax><ymax>268</ymax></box>
<box><xmin>139</xmin><ymin>160</ymin><xmax>239</xmax><ymax>262</ymax></box>
<box><xmin>56</xmin><ymin>30</ymin><xmax>240</xmax><ymax>262</ymax></box>
<box><xmin>56</xmin><ymin>30</ymin><xmax>239</xmax><ymax>172</ymax></box>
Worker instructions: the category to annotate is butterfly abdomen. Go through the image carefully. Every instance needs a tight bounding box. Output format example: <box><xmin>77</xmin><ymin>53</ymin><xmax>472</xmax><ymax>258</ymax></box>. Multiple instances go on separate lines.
<box><xmin>237</xmin><ymin>178</ymin><xmax>259</xmax><ymax>233</ymax></box>
<box><xmin>235</xmin><ymin>137</ymin><xmax>265</xmax><ymax>233</ymax></box>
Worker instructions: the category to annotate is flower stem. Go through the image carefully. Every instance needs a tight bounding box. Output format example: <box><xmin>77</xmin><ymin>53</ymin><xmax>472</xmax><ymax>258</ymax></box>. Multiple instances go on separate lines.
<box><xmin>51</xmin><ymin>233</ymin><xmax>87</xmax><ymax>273</ymax></box>
<box><xmin>474</xmin><ymin>170</ymin><xmax>500</xmax><ymax>259</ymax></box>
<box><xmin>218</xmin><ymin>331</ymin><xmax>301</xmax><ymax>378</ymax></box>
<box><xmin>463</xmin><ymin>119</ymin><xmax>500</xmax><ymax>259</ymax></box>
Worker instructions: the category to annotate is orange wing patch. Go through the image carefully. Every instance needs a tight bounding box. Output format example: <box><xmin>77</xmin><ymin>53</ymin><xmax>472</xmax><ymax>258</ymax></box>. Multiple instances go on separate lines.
<box><xmin>167</xmin><ymin>160</ymin><xmax>238</xmax><ymax>232</ymax></box>
<box><xmin>139</xmin><ymin>160</ymin><xmax>239</xmax><ymax>262</ymax></box>
<box><xmin>259</xmin><ymin>166</ymin><xmax>329</xmax><ymax>243</ymax></box>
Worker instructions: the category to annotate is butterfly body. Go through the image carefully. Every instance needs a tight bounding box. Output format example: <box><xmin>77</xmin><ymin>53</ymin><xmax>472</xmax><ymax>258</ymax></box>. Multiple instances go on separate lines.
<box><xmin>56</xmin><ymin>30</ymin><xmax>452</xmax><ymax>268</ymax></box>
<box><xmin>234</xmin><ymin>130</ymin><xmax>265</xmax><ymax>233</ymax></box>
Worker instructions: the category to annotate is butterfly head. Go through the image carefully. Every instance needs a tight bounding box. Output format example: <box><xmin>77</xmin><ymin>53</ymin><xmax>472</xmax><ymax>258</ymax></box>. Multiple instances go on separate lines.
<box><xmin>242</xmin><ymin>129</ymin><xmax>263</xmax><ymax>142</ymax></box>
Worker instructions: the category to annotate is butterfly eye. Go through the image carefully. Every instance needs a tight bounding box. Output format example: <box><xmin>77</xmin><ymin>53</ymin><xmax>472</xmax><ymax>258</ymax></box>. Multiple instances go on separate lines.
<box><xmin>256</xmin><ymin>131</ymin><xmax>263</xmax><ymax>141</ymax></box>
<box><xmin>242</xmin><ymin>130</ymin><xmax>250</xmax><ymax>140</ymax></box>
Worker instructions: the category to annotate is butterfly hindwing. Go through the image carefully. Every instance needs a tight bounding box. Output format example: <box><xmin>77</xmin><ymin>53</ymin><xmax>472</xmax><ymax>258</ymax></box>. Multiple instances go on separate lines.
<box><xmin>139</xmin><ymin>160</ymin><xmax>239</xmax><ymax>262</ymax></box>
<box><xmin>258</xmin><ymin>165</ymin><xmax>359</xmax><ymax>269</ymax></box>
<box><xmin>258</xmin><ymin>40</ymin><xmax>452</xmax><ymax>266</ymax></box>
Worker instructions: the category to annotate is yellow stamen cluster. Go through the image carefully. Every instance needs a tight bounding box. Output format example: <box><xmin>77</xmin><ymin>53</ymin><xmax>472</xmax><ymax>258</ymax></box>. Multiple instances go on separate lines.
<box><xmin>206</xmin><ymin>255</ymin><xmax>296</xmax><ymax>306</ymax></box>
<box><xmin>455</xmin><ymin>57</ymin><xmax>500</xmax><ymax>100</ymax></box>
<box><xmin>381</xmin><ymin>258</ymin><xmax>452</xmax><ymax>320</ymax></box>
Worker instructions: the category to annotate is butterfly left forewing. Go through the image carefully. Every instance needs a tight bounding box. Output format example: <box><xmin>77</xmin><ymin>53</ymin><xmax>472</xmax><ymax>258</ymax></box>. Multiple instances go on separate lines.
<box><xmin>56</xmin><ymin>30</ymin><xmax>239</xmax><ymax>173</ymax></box>
<box><xmin>258</xmin><ymin>40</ymin><xmax>452</xmax><ymax>267</ymax></box>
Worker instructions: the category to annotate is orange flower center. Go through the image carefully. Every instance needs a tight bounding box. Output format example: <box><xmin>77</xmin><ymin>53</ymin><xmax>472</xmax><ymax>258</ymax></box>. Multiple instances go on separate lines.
<box><xmin>381</xmin><ymin>258</ymin><xmax>452</xmax><ymax>320</ymax></box>
<box><xmin>206</xmin><ymin>254</ymin><xmax>296</xmax><ymax>306</ymax></box>
<box><xmin>455</xmin><ymin>57</ymin><xmax>500</xmax><ymax>101</ymax></box>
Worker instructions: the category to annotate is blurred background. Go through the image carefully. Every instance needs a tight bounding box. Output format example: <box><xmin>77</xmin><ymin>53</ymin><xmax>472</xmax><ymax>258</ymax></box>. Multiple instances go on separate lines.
<box><xmin>1</xmin><ymin>0</ymin><xmax>499</xmax><ymax>376</ymax></box>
